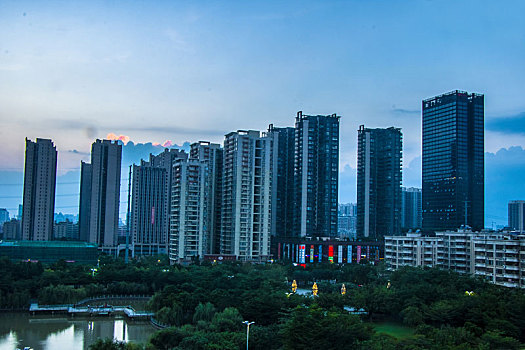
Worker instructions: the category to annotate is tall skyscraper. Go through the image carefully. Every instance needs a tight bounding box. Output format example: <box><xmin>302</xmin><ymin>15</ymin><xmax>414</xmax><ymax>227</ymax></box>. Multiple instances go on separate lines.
<box><xmin>356</xmin><ymin>126</ymin><xmax>402</xmax><ymax>240</ymax></box>
<box><xmin>508</xmin><ymin>200</ymin><xmax>525</xmax><ymax>233</ymax></box>
<box><xmin>294</xmin><ymin>111</ymin><xmax>340</xmax><ymax>238</ymax></box>
<box><xmin>79</xmin><ymin>139</ymin><xmax>122</xmax><ymax>248</ymax></box>
<box><xmin>422</xmin><ymin>90</ymin><xmax>484</xmax><ymax>231</ymax></box>
<box><xmin>22</xmin><ymin>138</ymin><xmax>57</xmax><ymax>241</ymax></box>
<box><xmin>190</xmin><ymin>141</ymin><xmax>223</xmax><ymax>254</ymax></box>
<box><xmin>220</xmin><ymin>130</ymin><xmax>273</xmax><ymax>260</ymax></box>
<box><xmin>78</xmin><ymin>161</ymin><xmax>92</xmax><ymax>242</ymax></box>
<box><xmin>130</xmin><ymin>149</ymin><xmax>187</xmax><ymax>256</ymax></box>
<box><xmin>267</xmin><ymin>125</ymin><xmax>295</xmax><ymax>238</ymax></box>
<box><xmin>169</xmin><ymin>158</ymin><xmax>210</xmax><ymax>263</ymax></box>
<box><xmin>401</xmin><ymin>187</ymin><xmax>422</xmax><ymax>230</ymax></box>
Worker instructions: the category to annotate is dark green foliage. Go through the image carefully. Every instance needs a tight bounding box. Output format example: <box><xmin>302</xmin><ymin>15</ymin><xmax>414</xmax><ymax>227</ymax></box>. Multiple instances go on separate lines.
<box><xmin>1</xmin><ymin>255</ymin><xmax>524</xmax><ymax>349</ymax></box>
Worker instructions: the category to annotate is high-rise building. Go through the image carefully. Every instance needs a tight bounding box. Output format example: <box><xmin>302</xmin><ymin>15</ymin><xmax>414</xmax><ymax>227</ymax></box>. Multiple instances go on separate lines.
<box><xmin>78</xmin><ymin>161</ymin><xmax>92</xmax><ymax>242</ymax></box>
<box><xmin>422</xmin><ymin>90</ymin><xmax>484</xmax><ymax>231</ymax></box>
<box><xmin>294</xmin><ymin>111</ymin><xmax>340</xmax><ymax>238</ymax></box>
<box><xmin>220</xmin><ymin>130</ymin><xmax>273</xmax><ymax>260</ymax></box>
<box><xmin>508</xmin><ymin>200</ymin><xmax>525</xmax><ymax>233</ymax></box>
<box><xmin>3</xmin><ymin>219</ymin><xmax>21</xmax><ymax>240</ymax></box>
<box><xmin>356</xmin><ymin>126</ymin><xmax>402</xmax><ymax>240</ymax></box>
<box><xmin>267</xmin><ymin>125</ymin><xmax>295</xmax><ymax>238</ymax></box>
<box><xmin>131</xmin><ymin>149</ymin><xmax>187</xmax><ymax>256</ymax></box>
<box><xmin>401</xmin><ymin>187</ymin><xmax>422</xmax><ymax>231</ymax></box>
<box><xmin>0</xmin><ymin>209</ymin><xmax>9</xmax><ymax>226</ymax></box>
<box><xmin>22</xmin><ymin>138</ymin><xmax>57</xmax><ymax>241</ymax></box>
<box><xmin>169</xmin><ymin>159</ymin><xmax>210</xmax><ymax>263</ymax></box>
<box><xmin>190</xmin><ymin>141</ymin><xmax>223</xmax><ymax>254</ymax></box>
<box><xmin>338</xmin><ymin>203</ymin><xmax>357</xmax><ymax>239</ymax></box>
<box><xmin>79</xmin><ymin>139</ymin><xmax>122</xmax><ymax>248</ymax></box>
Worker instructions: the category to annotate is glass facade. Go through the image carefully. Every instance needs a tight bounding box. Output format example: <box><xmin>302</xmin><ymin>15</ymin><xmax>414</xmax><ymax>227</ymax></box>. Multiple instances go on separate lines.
<box><xmin>294</xmin><ymin>112</ymin><xmax>340</xmax><ymax>237</ymax></box>
<box><xmin>356</xmin><ymin>126</ymin><xmax>402</xmax><ymax>240</ymax></box>
<box><xmin>422</xmin><ymin>90</ymin><xmax>484</xmax><ymax>231</ymax></box>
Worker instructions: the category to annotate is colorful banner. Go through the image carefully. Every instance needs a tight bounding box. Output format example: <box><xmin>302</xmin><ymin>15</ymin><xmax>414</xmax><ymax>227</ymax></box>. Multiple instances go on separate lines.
<box><xmin>328</xmin><ymin>245</ymin><xmax>334</xmax><ymax>263</ymax></box>
<box><xmin>338</xmin><ymin>245</ymin><xmax>343</xmax><ymax>264</ymax></box>
<box><xmin>356</xmin><ymin>246</ymin><xmax>361</xmax><ymax>263</ymax></box>
<box><xmin>319</xmin><ymin>245</ymin><xmax>322</xmax><ymax>263</ymax></box>
<box><xmin>310</xmin><ymin>245</ymin><xmax>314</xmax><ymax>263</ymax></box>
<box><xmin>299</xmin><ymin>245</ymin><xmax>306</xmax><ymax>264</ymax></box>
<box><xmin>347</xmin><ymin>245</ymin><xmax>352</xmax><ymax>263</ymax></box>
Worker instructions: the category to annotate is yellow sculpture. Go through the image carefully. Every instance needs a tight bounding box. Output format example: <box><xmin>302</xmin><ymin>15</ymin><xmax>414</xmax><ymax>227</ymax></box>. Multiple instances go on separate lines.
<box><xmin>387</xmin><ymin>281</ymin><xmax>391</xmax><ymax>289</ymax></box>
<box><xmin>341</xmin><ymin>284</ymin><xmax>346</xmax><ymax>295</ymax></box>
<box><xmin>312</xmin><ymin>282</ymin><xmax>318</xmax><ymax>296</ymax></box>
<box><xmin>291</xmin><ymin>280</ymin><xmax>297</xmax><ymax>293</ymax></box>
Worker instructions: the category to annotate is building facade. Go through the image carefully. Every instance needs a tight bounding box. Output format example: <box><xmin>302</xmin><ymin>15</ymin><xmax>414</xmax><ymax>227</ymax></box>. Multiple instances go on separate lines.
<box><xmin>79</xmin><ymin>139</ymin><xmax>122</xmax><ymax>248</ymax></box>
<box><xmin>272</xmin><ymin>236</ymin><xmax>384</xmax><ymax>264</ymax></box>
<box><xmin>508</xmin><ymin>200</ymin><xmax>525</xmax><ymax>233</ymax></box>
<box><xmin>356</xmin><ymin>126</ymin><xmax>402</xmax><ymax>240</ymax></box>
<box><xmin>131</xmin><ymin>149</ymin><xmax>187</xmax><ymax>256</ymax></box>
<box><xmin>78</xmin><ymin>161</ymin><xmax>92</xmax><ymax>242</ymax></box>
<box><xmin>294</xmin><ymin>112</ymin><xmax>340</xmax><ymax>238</ymax></box>
<box><xmin>22</xmin><ymin>138</ymin><xmax>57</xmax><ymax>241</ymax></box>
<box><xmin>385</xmin><ymin>234</ymin><xmax>439</xmax><ymax>269</ymax></box>
<box><xmin>169</xmin><ymin>159</ymin><xmax>210</xmax><ymax>263</ymax></box>
<box><xmin>220</xmin><ymin>130</ymin><xmax>272</xmax><ymax>261</ymax></box>
<box><xmin>401</xmin><ymin>187</ymin><xmax>422</xmax><ymax>231</ymax></box>
<box><xmin>422</xmin><ymin>90</ymin><xmax>484</xmax><ymax>231</ymax></box>
<box><xmin>385</xmin><ymin>230</ymin><xmax>525</xmax><ymax>288</ymax></box>
<box><xmin>190</xmin><ymin>141</ymin><xmax>223</xmax><ymax>254</ymax></box>
<box><xmin>267</xmin><ymin>125</ymin><xmax>295</xmax><ymax>238</ymax></box>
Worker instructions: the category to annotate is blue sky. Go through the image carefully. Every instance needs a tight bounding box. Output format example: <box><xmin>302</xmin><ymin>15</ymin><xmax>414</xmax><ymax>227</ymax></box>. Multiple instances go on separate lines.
<box><xmin>0</xmin><ymin>0</ymin><xmax>524</xmax><ymax>225</ymax></box>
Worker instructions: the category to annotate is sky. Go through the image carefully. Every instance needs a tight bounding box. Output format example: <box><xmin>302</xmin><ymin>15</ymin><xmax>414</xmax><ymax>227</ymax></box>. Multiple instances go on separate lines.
<box><xmin>0</xmin><ymin>0</ymin><xmax>524</xmax><ymax>226</ymax></box>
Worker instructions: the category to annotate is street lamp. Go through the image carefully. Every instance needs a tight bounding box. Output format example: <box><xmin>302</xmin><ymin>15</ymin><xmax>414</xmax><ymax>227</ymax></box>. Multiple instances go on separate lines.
<box><xmin>242</xmin><ymin>320</ymin><xmax>255</xmax><ymax>350</ymax></box>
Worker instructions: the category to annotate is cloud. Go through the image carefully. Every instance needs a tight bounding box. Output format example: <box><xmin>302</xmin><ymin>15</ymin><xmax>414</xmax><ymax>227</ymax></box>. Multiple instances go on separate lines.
<box><xmin>339</xmin><ymin>164</ymin><xmax>357</xmax><ymax>203</ymax></box>
<box><xmin>485</xmin><ymin>146</ymin><xmax>525</xmax><ymax>226</ymax></box>
<box><xmin>391</xmin><ymin>108</ymin><xmax>420</xmax><ymax>115</ymax></box>
<box><xmin>68</xmin><ymin>149</ymin><xmax>90</xmax><ymax>156</ymax></box>
<box><xmin>403</xmin><ymin>156</ymin><xmax>421</xmax><ymax>188</ymax></box>
<box><xmin>486</xmin><ymin>112</ymin><xmax>525</xmax><ymax>135</ymax></box>
<box><xmin>107</xmin><ymin>133</ymin><xmax>130</xmax><ymax>145</ymax></box>
<box><xmin>121</xmin><ymin>125</ymin><xmax>226</xmax><ymax>137</ymax></box>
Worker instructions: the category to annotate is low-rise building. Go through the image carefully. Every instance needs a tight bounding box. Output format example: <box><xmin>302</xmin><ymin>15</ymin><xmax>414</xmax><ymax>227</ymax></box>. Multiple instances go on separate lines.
<box><xmin>0</xmin><ymin>240</ymin><xmax>98</xmax><ymax>264</ymax></box>
<box><xmin>384</xmin><ymin>230</ymin><xmax>525</xmax><ymax>288</ymax></box>
<box><xmin>384</xmin><ymin>233</ymin><xmax>438</xmax><ymax>269</ymax></box>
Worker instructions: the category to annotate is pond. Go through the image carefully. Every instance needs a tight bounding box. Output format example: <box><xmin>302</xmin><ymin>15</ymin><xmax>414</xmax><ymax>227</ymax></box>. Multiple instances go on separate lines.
<box><xmin>0</xmin><ymin>313</ymin><xmax>157</xmax><ymax>350</ymax></box>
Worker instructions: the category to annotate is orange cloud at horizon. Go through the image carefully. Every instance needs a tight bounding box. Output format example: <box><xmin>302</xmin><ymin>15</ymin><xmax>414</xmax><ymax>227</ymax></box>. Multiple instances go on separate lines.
<box><xmin>106</xmin><ymin>133</ymin><xmax>130</xmax><ymax>145</ymax></box>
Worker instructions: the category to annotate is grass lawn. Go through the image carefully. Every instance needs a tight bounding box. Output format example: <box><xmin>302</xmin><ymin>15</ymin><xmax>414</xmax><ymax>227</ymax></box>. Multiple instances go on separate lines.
<box><xmin>372</xmin><ymin>322</ymin><xmax>415</xmax><ymax>339</ymax></box>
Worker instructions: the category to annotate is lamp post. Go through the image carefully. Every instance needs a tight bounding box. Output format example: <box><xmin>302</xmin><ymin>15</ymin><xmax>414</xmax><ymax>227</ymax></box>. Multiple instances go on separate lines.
<box><xmin>242</xmin><ymin>320</ymin><xmax>255</xmax><ymax>350</ymax></box>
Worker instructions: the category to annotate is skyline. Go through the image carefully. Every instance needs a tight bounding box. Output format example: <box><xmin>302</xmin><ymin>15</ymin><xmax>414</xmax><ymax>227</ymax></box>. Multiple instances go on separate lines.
<box><xmin>1</xmin><ymin>1</ymin><xmax>525</xmax><ymax>225</ymax></box>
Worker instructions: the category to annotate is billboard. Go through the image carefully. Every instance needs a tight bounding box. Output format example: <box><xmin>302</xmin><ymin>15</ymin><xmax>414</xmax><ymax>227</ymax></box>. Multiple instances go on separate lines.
<box><xmin>328</xmin><ymin>245</ymin><xmax>334</xmax><ymax>263</ymax></box>
<box><xmin>338</xmin><ymin>245</ymin><xmax>343</xmax><ymax>264</ymax></box>
<box><xmin>319</xmin><ymin>245</ymin><xmax>322</xmax><ymax>263</ymax></box>
<box><xmin>310</xmin><ymin>245</ymin><xmax>314</xmax><ymax>263</ymax></box>
<box><xmin>347</xmin><ymin>245</ymin><xmax>352</xmax><ymax>263</ymax></box>
<box><xmin>356</xmin><ymin>246</ymin><xmax>361</xmax><ymax>263</ymax></box>
<box><xmin>299</xmin><ymin>244</ymin><xmax>306</xmax><ymax>264</ymax></box>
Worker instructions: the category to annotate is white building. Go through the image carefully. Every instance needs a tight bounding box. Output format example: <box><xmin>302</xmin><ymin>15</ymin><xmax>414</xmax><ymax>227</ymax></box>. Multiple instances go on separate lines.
<box><xmin>385</xmin><ymin>230</ymin><xmax>525</xmax><ymax>288</ymax></box>
<box><xmin>385</xmin><ymin>233</ymin><xmax>439</xmax><ymax>269</ymax></box>
<box><xmin>169</xmin><ymin>159</ymin><xmax>210</xmax><ymax>263</ymax></box>
<box><xmin>220</xmin><ymin>130</ymin><xmax>272</xmax><ymax>261</ymax></box>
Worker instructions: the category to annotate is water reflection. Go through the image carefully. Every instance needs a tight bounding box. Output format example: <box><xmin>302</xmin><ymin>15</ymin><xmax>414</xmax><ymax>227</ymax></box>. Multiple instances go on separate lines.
<box><xmin>0</xmin><ymin>313</ymin><xmax>156</xmax><ymax>350</ymax></box>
